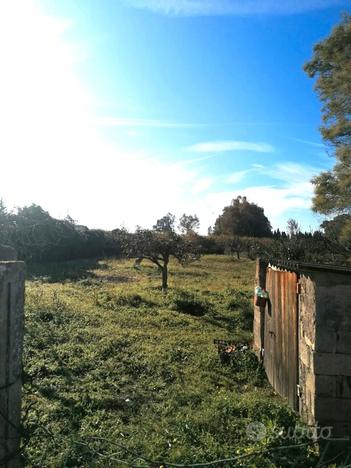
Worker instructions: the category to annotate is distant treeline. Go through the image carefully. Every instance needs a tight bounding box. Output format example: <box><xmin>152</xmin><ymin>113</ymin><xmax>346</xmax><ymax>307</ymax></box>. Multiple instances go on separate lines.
<box><xmin>0</xmin><ymin>202</ymin><xmax>119</xmax><ymax>262</ymax></box>
<box><xmin>0</xmin><ymin>200</ymin><xmax>349</xmax><ymax>265</ymax></box>
<box><xmin>200</xmin><ymin>233</ymin><xmax>349</xmax><ymax>265</ymax></box>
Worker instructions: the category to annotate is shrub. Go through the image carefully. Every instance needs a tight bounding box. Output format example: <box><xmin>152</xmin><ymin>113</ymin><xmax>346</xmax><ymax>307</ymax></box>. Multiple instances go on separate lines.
<box><xmin>95</xmin><ymin>291</ymin><xmax>153</xmax><ymax>309</ymax></box>
<box><xmin>168</xmin><ymin>290</ymin><xmax>210</xmax><ymax>316</ymax></box>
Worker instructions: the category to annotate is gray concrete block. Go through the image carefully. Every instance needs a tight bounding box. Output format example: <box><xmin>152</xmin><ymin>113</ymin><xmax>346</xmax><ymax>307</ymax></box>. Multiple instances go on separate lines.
<box><xmin>336</xmin><ymin>332</ymin><xmax>351</xmax><ymax>354</ymax></box>
<box><xmin>313</xmin><ymin>353</ymin><xmax>351</xmax><ymax>376</ymax></box>
<box><xmin>315</xmin><ymin>375</ymin><xmax>336</xmax><ymax>398</ymax></box>
<box><xmin>315</xmin><ymin>397</ymin><xmax>351</xmax><ymax>422</ymax></box>
<box><xmin>336</xmin><ymin>375</ymin><xmax>351</xmax><ymax>398</ymax></box>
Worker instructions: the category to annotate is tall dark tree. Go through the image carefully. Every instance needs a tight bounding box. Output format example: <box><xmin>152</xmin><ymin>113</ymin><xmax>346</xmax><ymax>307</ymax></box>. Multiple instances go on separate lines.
<box><xmin>213</xmin><ymin>196</ymin><xmax>272</xmax><ymax>238</ymax></box>
<box><xmin>304</xmin><ymin>15</ymin><xmax>351</xmax><ymax>241</ymax></box>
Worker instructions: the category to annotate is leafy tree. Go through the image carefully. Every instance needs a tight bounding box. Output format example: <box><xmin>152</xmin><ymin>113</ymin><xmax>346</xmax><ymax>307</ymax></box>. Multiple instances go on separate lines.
<box><xmin>213</xmin><ymin>196</ymin><xmax>272</xmax><ymax>237</ymax></box>
<box><xmin>286</xmin><ymin>218</ymin><xmax>301</xmax><ymax>237</ymax></box>
<box><xmin>153</xmin><ymin>213</ymin><xmax>176</xmax><ymax>233</ymax></box>
<box><xmin>0</xmin><ymin>198</ymin><xmax>14</xmax><ymax>244</ymax></box>
<box><xmin>13</xmin><ymin>204</ymin><xmax>58</xmax><ymax>260</ymax></box>
<box><xmin>224</xmin><ymin>236</ymin><xmax>245</xmax><ymax>259</ymax></box>
<box><xmin>0</xmin><ymin>198</ymin><xmax>8</xmax><ymax>223</ymax></box>
<box><xmin>0</xmin><ymin>199</ymin><xmax>121</xmax><ymax>262</ymax></box>
<box><xmin>178</xmin><ymin>214</ymin><xmax>200</xmax><ymax>234</ymax></box>
<box><xmin>321</xmin><ymin>214</ymin><xmax>351</xmax><ymax>244</ymax></box>
<box><xmin>304</xmin><ymin>15</ymin><xmax>351</xmax><ymax>239</ymax></box>
<box><xmin>121</xmin><ymin>228</ymin><xmax>200</xmax><ymax>291</ymax></box>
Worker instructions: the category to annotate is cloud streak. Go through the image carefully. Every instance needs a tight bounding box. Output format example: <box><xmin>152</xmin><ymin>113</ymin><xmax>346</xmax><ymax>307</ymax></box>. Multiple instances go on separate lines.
<box><xmin>94</xmin><ymin>117</ymin><xmax>197</xmax><ymax>128</ymax></box>
<box><xmin>225</xmin><ymin>170</ymin><xmax>248</xmax><ymax>184</ymax></box>
<box><xmin>124</xmin><ymin>0</ymin><xmax>345</xmax><ymax>16</ymax></box>
<box><xmin>292</xmin><ymin>138</ymin><xmax>326</xmax><ymax>148</ymax></box>
<box><xmin>255</xmin><ymin>162</ymin><xmax>320</xmax><ymax>183</ymax></box>
<box><xmin>186</xmin><ymin>140</ymin><xmax>275</xmax><ymax>153</ymax></box>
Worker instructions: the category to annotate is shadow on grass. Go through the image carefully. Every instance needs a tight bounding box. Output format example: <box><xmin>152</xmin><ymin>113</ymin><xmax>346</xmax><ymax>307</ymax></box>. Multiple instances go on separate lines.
<box><xmin>26</xmin><ymin>258</ymin><xmax>108</xmax><ymax>283</ymax></box>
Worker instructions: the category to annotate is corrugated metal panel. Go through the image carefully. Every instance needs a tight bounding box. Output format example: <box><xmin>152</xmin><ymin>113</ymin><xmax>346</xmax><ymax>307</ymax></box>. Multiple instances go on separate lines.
<box><xmin>268</xmin><ymin>259</ymin><xmax>351</xmax><ymax>275</ymax></box>
<box><xmin>264</xmin><ymin>267</ymin><xmax>298</xmax><ymax>410</ymax></box>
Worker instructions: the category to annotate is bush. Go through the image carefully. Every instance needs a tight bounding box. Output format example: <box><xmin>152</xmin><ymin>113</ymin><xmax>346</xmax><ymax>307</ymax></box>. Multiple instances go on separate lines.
<box><xmin>95</xmin><ymin>291</ymin><xmax>153</xmax><ymax>309</ymax></box>
<box><xmin>168</xmin><ymin>290</ymin><xmax>210</xmax><ymax>316</ymax></box>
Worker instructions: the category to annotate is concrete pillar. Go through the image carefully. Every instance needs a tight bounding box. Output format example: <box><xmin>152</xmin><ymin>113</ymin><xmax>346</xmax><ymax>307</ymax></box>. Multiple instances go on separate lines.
<box><xmin>0</xmin><ymin>262</ymin><xmax>25</xmax><ymax>468</ymax></box>
<box><xmin>253</xmin><ymin>258</ymin><xmax>268</xmax><ymax>359</ymax></box>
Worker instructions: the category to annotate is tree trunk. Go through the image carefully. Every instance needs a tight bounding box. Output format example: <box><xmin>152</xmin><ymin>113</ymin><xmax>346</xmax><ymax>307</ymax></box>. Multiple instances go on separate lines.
<box><xmin>161</xmin><ymin>266</ymin><xmax>168</xmax><ymax>292</ymax></box>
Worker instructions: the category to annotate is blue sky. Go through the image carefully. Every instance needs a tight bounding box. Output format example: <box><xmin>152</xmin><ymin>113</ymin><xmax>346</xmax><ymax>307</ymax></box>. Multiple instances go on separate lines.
<box><xmin>1</xmin><ymin>0</ymin><xmax>349</xmax><ymax>233</ymax></box>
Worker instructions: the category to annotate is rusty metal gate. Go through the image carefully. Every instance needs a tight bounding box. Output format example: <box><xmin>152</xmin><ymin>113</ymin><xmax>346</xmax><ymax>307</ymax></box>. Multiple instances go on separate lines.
<box><xmin>264</xmin><ymin>267</ymin><xmax>299</xmax><ymax>410</ymax></box>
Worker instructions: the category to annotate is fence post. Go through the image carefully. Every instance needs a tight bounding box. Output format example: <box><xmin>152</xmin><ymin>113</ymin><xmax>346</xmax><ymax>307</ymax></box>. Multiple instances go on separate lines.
<box><xmin>0</xmin><ymin>262</ymin><xmax>25</xmax><ymax>468</ymax></box>
<box><xmin>253</xmin><ymin>258</ymin><xmax>268</xmax><ymax>359</ymax></box>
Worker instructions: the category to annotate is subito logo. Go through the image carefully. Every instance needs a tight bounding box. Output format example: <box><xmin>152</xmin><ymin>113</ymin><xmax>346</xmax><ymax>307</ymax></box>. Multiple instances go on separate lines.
<box><xmin>246</xmin><ymin>421</ymin><xmax>267</xmax><ymax>441</ymax></box>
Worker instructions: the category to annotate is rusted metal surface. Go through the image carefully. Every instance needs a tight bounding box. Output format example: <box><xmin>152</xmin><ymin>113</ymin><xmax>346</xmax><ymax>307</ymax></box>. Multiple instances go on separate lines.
<box><xmin>264</xmin><ymin>267</ymin><xmax>298</xmax><ymax>410</ymax></box>
<box><xmin>268</xmin><ymin>259</ymin><xmax>351</xmax><ymax>274</ymax></box>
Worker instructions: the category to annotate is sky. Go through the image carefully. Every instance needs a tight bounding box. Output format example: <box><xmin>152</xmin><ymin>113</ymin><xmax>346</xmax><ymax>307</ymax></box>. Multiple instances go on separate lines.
<box><xmin>0</xmin><ymin>0</ymin><xmax>350</xmax><ymax>233</ymax></box>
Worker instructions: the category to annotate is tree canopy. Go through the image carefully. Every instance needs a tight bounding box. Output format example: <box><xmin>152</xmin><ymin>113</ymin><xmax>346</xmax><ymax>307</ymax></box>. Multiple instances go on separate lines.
<box><xmin>286</xmin><ymin>218</ymin><xmax>301</xmax><ymax>237</ymax></box>
<box><xmin>213</xmin><ymin>196</ymin><xmax>272</xmax><ymax>238</ymax></box>
<box><xmin>304</xmin><ymin>14</ymin><xmax>351</xmax><ymax>239</ymax></box>
<box><xmin>120</xmin><ymin>220</ymin><xmax>200</xmax><ymax>291</ymax></box>
<box><xmin>178</xmin><ymin>214</ymin><xmax>200</xmax><ymax>234</ymax></box>
<box><xmin>153</xmin><ymin>213</ymin><xmax>176</xmax><ymax>233</ymax></box>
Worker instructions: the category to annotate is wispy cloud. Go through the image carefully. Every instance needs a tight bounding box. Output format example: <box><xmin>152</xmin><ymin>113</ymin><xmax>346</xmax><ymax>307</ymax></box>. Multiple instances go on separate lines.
<box><xmin>201</xmin><ymin>161</ymin><xmax>322</xmax><ymax>231</ymax></box>
<box><xmin>186</xmin><ymin>140</ymin><xmax>275</xmax><ymax>154</ymax></box>
<box><xmin>225</xmin><ymin>170</ymin><xmax>248</xmax><ymax>184</ymax></box>
<box><xmin>292</xmin><ymin>138</ymin><xmax>326</xmax><ymax>148</ymax></box>
<box><xmin>255</xmin><ymin>162</ymin><xmax>320</xmax><ymax>183</ymax></box>
<box><xmin>192</xmin><ymin>177</ymin><xmax>214</xmax><ymax>194</ymax></box>
<box><xmin>94</xmin><ymin>117</ymin><xmax>196</xmax><ymax>128</ymax></box>
<box><xmin>124</xmin><ymin>0</ymin><xmax>345</xmax><ymax>16</ymax></box>
<box><xmin>194</xmin><ymin>160</ymin><xmax>326</xmax><ymax>232</ymax></box>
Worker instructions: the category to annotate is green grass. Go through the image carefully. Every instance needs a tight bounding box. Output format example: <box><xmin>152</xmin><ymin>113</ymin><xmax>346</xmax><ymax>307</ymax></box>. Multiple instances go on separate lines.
<box><xmin>22</xmin><ymin>255</ymin><xmax>318</xmax><ymax>467</ymax></box>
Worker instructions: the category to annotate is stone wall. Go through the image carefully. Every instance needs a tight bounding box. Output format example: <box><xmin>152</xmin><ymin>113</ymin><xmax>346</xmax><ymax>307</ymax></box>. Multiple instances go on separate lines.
<box><xmin>254</xmin><ymin>259</ymin><xmax>351</xmax><ymax>438</ymax></box>
<box><xmin>0</xmin><ymin>262</ymin><xmax>25</xmax><ymax>467</ymax></box>
<box><xmin>298</xmin><ymin>273</ymin><xmax>317</xmax><ymax>425</ymax></box>
<box><xmin>299</xmin><ymin>269</ymin><xmax>351</xmax><ymax>437</ymax></box>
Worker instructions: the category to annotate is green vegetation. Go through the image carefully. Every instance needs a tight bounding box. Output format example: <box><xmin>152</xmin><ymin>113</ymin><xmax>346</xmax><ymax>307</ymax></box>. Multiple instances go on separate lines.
<box><xmin>304</xmin><ymin>14</ymin><xmax>351</xmax><ymax>244</ymax></box>
<box><xmin>119</xmin><ymin>217</ymin><xmax>200</xmax><ymax>291</ymax></box>
<box><xmin>1</xmin><ymin>197</ymin><xmax>349</xmax><ymax>267</ymax></box>
<box><xmin>212</xmin><ymin>196</ymin><xmax>272</xmax><ymax>238</ymax></box>
<box><xmin>22</xmin><ymin>255</ymin><xmax>318</xmax><ymax>467</ymax></box>
<box><xmin>0</xmin><ymin>201</ymin><xmax>119</xmax><ymax>262</ymax></box>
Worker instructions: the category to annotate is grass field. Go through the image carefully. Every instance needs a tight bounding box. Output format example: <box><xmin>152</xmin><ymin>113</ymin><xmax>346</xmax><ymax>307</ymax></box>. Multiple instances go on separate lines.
<box><xmin>22</xmin><ymin>255</ymin><xmax>319</xmax><ymax>467</ymax></box>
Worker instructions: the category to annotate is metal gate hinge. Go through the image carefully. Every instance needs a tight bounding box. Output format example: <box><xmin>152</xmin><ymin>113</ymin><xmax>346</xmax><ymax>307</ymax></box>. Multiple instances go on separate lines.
<box><xmin>297</xmin><ymin>385</ymin><xmax>302</xmax><ymax>397</ymax></box>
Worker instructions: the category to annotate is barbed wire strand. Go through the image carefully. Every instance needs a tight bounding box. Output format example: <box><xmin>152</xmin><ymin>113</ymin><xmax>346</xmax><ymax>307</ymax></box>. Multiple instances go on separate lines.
<box><xmin>6</xmin><ymin>399</ymin><xmax>351</xmax><ymax>467</ymax></box>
